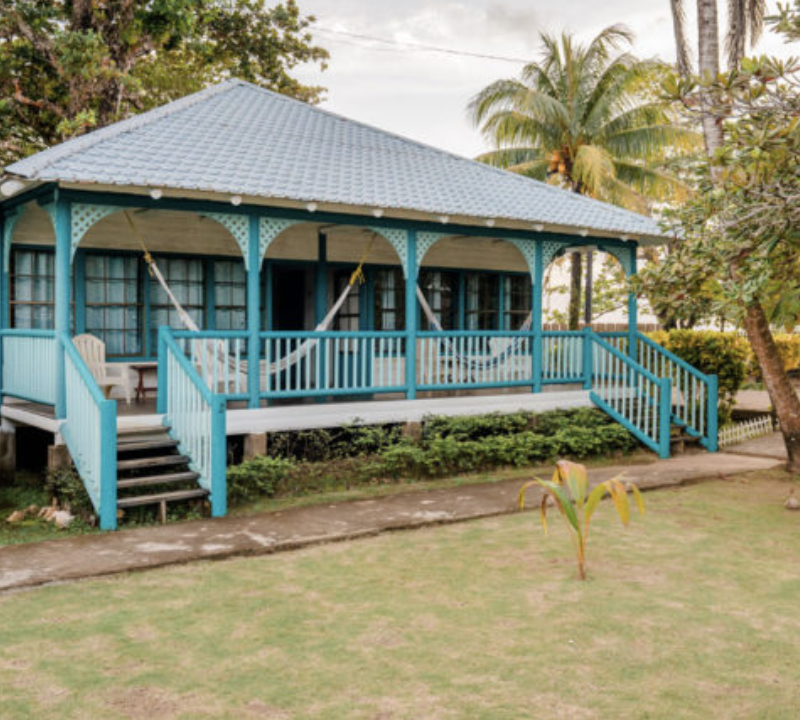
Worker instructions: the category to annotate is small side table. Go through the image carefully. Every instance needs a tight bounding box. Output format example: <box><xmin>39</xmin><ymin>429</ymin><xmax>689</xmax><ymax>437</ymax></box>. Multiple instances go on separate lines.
<box><xmin>130</xmin><ymin>362</ymin><xmax>158</xmax><ymax>402</ymax></box>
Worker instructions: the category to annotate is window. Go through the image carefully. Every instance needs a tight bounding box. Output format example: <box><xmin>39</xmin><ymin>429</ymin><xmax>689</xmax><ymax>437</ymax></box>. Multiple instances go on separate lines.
<box><xmin>334</xmin><ymin>270</ymin><xmax>360</xmax><ymax>331</ymax></box>
<box><xmin>374</xmin><ymin>268</ymin><xmax>405</xmax><ymax>331</ymax></box>
<box><xmin>214</xmin><ymin>260</ymin><xmax>246</xmax><ymax>331</ymax></box>
<box><xmin>85</xmin><ymin>253</ymin><xmax>142</xmax><ymax>356</ymax></box>
<box><xmin>464</xmin><ymin>274</ymin><xmax>498</xmax><ymax>330</ymax></box>
<box><xmin>10</xmin><ymin>249</ymin><xmax>55</xmax><ymax>330</ymax></box>
<box><xmin>149</xmin><ymin>257</ymin><xmax>205</xmax><ymax>351</ymax></box>
<box><xmin>419</xmin><ymin>270</ymin><xmax>457</xmax><ymax>330</ymax></box>
<box><xmin>504</xmin><ymin>275</ymin><xmax>531</xmax><ymax>330</ymax></box>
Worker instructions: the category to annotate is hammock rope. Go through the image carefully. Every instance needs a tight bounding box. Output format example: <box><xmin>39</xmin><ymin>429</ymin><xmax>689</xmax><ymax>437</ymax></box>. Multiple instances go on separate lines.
<box><xmin>416</xmin><ymin>286</ymin><xmax>532</xmax><ymax>373</ymax></box>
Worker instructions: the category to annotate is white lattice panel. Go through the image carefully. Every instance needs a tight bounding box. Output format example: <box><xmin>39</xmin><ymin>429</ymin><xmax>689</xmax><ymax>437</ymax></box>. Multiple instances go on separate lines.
<box><xmin>416</xmin><ymin>231</ymin><xmax>447</xmax><ymax>267</ymax></box>
<box><xmin>71</xmin><ymin>204</ymin><xmax>121</xmax><ymax>258</ymax></box>
<box><xmin>259</xmin><ymin>217</ymin><xmax>303</xmax><ymax>267</ymax></box>
<box><xmin>204</xmin><ymin>212</ymin><xmax>250</xmax><ymax>265</ymax></box>
<box><xmin>3</xmin><ymin>205</ymin><xmax>26</xmax><ymax>267</ymax></box>
<box><xmin>370</xmin><ymin>226</ymin><xmax>409</xmax><ymax>277</ymax></box>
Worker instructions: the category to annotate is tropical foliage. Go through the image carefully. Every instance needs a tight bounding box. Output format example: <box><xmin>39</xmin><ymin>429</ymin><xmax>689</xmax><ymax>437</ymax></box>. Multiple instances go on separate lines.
<box><xmin>0</xmin><ymin>0</ymin><xmax>328</xmax><ymax>165</ymax></box>
<box><xmin>469</xmin><ymin>25</ymin><xmax>697</xmax><ymax>213</ymax></box>
<box><xmin>517</xmin><ymin>460</ymin><xmax>644</xmax><ymax>580</ymax></box>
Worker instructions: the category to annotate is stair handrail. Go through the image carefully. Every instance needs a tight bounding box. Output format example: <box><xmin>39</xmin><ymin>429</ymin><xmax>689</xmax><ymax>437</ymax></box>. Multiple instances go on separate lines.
<box><xmin>586</xmin><ymin>330</ymin><xmax>673</xmax><ymax>458</ymax></box>
<box><xmin>158</xmin><ymin>326</ymin><xmax>227</xmax><ymax>517</ymax></box>
<box><xmin>635</xmin><ymin>332</ymin><xmax>719</xmax><ymax>451</ymax></box>
<box><xmin>58</xmin><ymin>332</ymin><xmax>118</xmax><ymax>530</ymax></box>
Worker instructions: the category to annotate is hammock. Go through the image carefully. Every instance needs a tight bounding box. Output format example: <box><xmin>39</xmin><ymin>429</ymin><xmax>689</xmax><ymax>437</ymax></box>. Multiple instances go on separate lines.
<box><xmin>416</xmin><ymin>286</ymin><xmax>532</xmax><ymax>373</ymax></box>
<box><xmin>124</xmin><ymin>212</ymin><xmax>371</xmax><ymax>382</ymax></box>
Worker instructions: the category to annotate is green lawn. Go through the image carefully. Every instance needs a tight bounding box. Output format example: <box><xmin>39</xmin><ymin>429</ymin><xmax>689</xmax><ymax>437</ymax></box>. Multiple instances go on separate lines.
<box><xmin>1</xmin><ymin>469</ymin><xmax>799</xmax><ymax>719</ymax></box>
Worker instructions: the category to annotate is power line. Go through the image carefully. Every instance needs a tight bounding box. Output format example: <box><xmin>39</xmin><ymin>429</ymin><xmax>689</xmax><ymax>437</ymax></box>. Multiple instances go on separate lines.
<box><xmin>313</xmin><ymin>26</ymin><xmax>529</xmax><ymax>64</ymax></box>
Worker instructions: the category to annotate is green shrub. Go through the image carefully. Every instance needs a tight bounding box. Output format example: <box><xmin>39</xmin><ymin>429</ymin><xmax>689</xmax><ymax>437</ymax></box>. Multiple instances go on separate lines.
<box><xmin>747</xmin><ymin>333</ymin><xmax>800</xmax><ymax>379</ymax></box>
<box><xmin>648</xmin><ymin>330</ymin><xmax>749</xmax><ymax>425</ymax></box>
<box><xmin>226</xmin><ymin>456</ymin><xmax>295</xmax><ymax>505</ymax></box>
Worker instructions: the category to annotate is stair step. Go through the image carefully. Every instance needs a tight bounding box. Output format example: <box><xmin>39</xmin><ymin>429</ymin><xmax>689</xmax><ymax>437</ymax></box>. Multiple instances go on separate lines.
<box><xmin>118</xmin><ymin>454</ymin><xmax>189</xmax><ymax>471</ymax></box>
<box><xmin>118</xmin><ymin>424</ymin><xmax>171</xmax><ymax>436</ymax></box>
<box><xmin>118</xmin><ymin>471</ymin><xmax>200</xmax><ymax>490</ymax></box>
<box><xmin>117</xmin><ymin>439</ymin><xmax>179</xmax><ymax>453</ymax></box>
<box><xmin>117</xmin><ymin>488</ymin><xmax>208</xmax><ymax>509</ymax></box>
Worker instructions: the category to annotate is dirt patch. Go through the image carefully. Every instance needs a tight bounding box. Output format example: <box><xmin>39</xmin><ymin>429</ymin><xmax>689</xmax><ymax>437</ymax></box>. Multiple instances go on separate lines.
<box><xmin>103</xmin><ymin>686</ymin><xmax>185</xmax><ymax>720</ymax></box>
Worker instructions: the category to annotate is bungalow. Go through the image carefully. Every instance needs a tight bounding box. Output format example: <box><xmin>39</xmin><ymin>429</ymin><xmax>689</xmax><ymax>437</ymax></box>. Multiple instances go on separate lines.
<box><xmin>0</xmin><ymin>79</ymin><xmax>717</xmax><ymax>529</ymax></box>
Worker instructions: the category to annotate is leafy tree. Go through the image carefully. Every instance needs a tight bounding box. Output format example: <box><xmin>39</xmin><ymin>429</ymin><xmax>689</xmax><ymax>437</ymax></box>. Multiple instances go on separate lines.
<box><xmin>468</xmin><ymin>25</ymin><xmax>697</xmax><ymax>329</ymax></box>
<box><xmin>0</xmin><ymin>0</ymin><xmax>328</xmax><ymax>165</ymax></box>
<box><xmin>648</xmin><ymin>46</ymin><xmax>800</xmax><ymax>469</ymax></box>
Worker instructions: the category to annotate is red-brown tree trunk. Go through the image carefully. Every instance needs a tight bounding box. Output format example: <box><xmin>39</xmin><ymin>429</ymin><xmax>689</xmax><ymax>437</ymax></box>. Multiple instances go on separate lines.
<box><xmin>743</xmin><ymin>302</ymin><xmax>800</xmax><ymax>472</ymax></box>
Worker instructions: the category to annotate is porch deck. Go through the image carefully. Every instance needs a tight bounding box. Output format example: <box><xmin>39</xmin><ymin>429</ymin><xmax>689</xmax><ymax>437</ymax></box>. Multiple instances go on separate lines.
<box><xmin>2</xmin><ymin>388</ymin><xmax>592</xmax><ymax>436</ymax></box>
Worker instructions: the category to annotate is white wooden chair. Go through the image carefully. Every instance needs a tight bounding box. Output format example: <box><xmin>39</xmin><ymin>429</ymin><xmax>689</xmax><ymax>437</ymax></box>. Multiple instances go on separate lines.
<box><xmin>73</xmin><ymin>334</ymin><xmax>135</xmax><ymax>404</ymax></box>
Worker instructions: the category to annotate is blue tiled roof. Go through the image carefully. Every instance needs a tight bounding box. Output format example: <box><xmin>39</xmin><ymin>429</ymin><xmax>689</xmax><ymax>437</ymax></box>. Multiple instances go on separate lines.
<box><xmin>7</xmin><ymin>79</ymin><xmax>664</xmax><ymax>241</ymax></box>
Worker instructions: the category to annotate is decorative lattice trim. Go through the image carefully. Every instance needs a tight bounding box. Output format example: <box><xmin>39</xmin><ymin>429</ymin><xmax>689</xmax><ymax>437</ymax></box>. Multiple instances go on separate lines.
<box><xmin>3</xmin><ymin>205</ymin><xmax>27</xmax><ymax>268</ymax></box>
<box><xmin>416</xmin><ymin>231</ymin><xmax>447</xmax><ymax>268</ymax></box>
<box><xmin>370</xmin><ymin>227</ymin><xmax>409</xmax><ymax>277</ymax></box>
<box><xmin>505</xmin><ymin>238</ymin><xmax>537</xmax><ymax>281</ymax></box>
<box><xmin>71</xmin><ymin>204</ymin><xmax>122</xmax><ymax>259</ymax></box>
<box><xmin>41</xmin><ymin>202</ymin><xmax>57</xmax><ymax>232</ymax></box>
<box><xmin>602</xmin><ymin>244</ymin><xmax>635</xmax><ymax>276</ymax></box>
<box><xmin>541</xmin><ymin>239</ymin><xmax>568</xmax><ymax>272</ymax></box>
<box><xmin>259</xmin><ymin>217</ymin><xmax>304</xmax><ymax>268</ymax></box>
<box><xmin>203</xmin><ymin>213</ymin><xmax>250</xmax><ymax>266</ymax></box>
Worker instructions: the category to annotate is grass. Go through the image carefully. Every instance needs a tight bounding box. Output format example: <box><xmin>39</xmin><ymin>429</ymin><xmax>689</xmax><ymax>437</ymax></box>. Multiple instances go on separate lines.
<box><xmin>0</xmin><ymin>450</ymin><xmax>655</xmax><ymax>546</ymax></box>
<box><xmin>1</xmin><ymin>468</ymin><xmax>799</xmax><ymax>719</ymax></box>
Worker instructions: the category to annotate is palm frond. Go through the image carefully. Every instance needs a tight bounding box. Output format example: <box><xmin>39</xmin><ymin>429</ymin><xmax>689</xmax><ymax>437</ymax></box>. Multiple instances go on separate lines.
<box><xmin>613</xmin><ymin>161</ymin><xmax>694</xmax><ymax>202</ymax></box>
<box><xmin>601</xmin><ymin>124</ymin><xmax>702</xmax><ymax>161</ymax></box>
<box><xmin>573</xmin><ymin>144</ymin><xmax>616</xmax><ymax>197</ymax></box>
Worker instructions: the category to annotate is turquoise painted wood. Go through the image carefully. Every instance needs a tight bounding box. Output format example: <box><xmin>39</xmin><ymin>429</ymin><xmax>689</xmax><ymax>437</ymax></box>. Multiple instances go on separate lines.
<box><xmin>588</xmin><ymin>331</ymin><xmax>672</xmax><ymax>458</ymax></box>
<box><xmin>60</xmin><ymin>332</ymin><xmax>117</xmax><ymax>530</ymax></box>
<box><xmin>531</xmin><ymin>240</ymin><xmax>543</xmax><ymax>392</ymax></box>
<box><xmin>247</xmin><ymin>216</ymin><xmax>260</xmax><ymax>409</ymax></box>
<box><xmin>54</xmin><ymin>199</ymin><xmax>71</xmax><ymax>419</ymax></box>
<box><xmin>1</xmin><ymin>329</ymin><xmax>58</xmax><ymax>404</ymax></box>
<box><xmin>405</xmin><ymin>230</ymin><xmax>417</xmax><ymax>400</ymax></box>
<box><xmin>635</xmin><ymin>332</ymin><xmax>718</xmax><ymax>452</ymax></box>
<box><xmin>160</xmin><ymin>327</ymin><xmax>227</xmax><ymax>516</ymax></box>
<box><xmin>417</xmin><ymin>330</ymin><xmax>533</xmax><ymax>390</ymax></box>
<box><xmin>542</xmin><ymin>331</ymin><xmax>584</xmax><ymax>383</ymax></box>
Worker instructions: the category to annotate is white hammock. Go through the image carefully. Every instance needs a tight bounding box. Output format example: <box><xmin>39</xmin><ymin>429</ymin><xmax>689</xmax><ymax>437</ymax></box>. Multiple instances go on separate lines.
<box><xmin>416</xmin><ymin>286</ymin><xmax>532</xmax><ymax>372</ymax></box>
<box><xmin>125</xmin><ymin>211</ymin><xmax>366</xmax><ymax>383</ymax></box>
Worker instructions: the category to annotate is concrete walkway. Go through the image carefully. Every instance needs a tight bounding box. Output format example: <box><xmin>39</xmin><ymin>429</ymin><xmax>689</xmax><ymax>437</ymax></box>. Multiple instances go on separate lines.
<box><xmin>0</xmin><ymin>450</ymin><xmax>783</xmax><ymax>593</ymax></box>
<box><xmin>724</xmin><ymin>431</ymin><xmax>788</xmax><ymax>461</ymax></box>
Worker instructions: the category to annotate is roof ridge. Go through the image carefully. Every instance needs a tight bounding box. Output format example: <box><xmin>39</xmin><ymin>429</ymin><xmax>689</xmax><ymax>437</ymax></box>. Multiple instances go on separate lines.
<box><xmin>7</xmin><ymin>80</ymin><xmax>244</xmax><ymax>177</ymax></box>
<box><xmin>230</xmin><ymin>80</ymin><xmax>649</xmax><ymax>228</ymax></box>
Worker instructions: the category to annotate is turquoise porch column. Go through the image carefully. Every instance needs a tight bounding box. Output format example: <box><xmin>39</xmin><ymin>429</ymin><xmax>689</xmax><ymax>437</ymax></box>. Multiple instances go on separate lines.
<box><xmin>405</xmin><ymin>230</ymin><xmax>417</xmax><ymax>399</ymax></box>
<box><xmin>247</xmin><ymin>216</ymin><xmax>261</xmax><ymax>409</ymax></box>
<box><xmin>54</xmin><ymin>199</ymin><xmax>71</xmax><ymax>419</ymax></box>
<box><xmin>627</xmin><ymin>246</ymin><xmax>638</xmax><ymax>364</ymax></box>
<box><xmin>531</xmin><ymin>239</ymin><xmax>543</xmax><ymax>393</ymax></box>
<box><xmin>315</xmin><ymin>231</ymin><xmax>328</xmax><ymax>325</ymax></box>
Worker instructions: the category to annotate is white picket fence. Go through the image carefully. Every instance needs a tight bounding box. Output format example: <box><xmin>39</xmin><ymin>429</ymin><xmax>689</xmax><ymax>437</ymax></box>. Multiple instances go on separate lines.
<box><xmin>718</xmin><ymin>415</ymin><xmax>775</xmax><ymax>447</ymax></box>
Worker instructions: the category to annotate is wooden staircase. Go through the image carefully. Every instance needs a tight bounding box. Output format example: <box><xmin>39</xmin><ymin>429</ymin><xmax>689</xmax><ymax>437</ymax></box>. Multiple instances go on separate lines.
<box><xmin>116</xmin><ymin>424</ymin><xmax>208</xmax><ymax>522</ymax></box>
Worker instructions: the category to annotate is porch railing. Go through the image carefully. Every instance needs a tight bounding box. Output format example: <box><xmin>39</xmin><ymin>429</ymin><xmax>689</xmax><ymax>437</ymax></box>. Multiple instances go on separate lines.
<box><xmin>159</xmin><ymin>327</ymin><xmax>227</xmax><ymax>516</ymax></box>
<box><xmin>60</xmin><ymin>333</ymin><xmax>117</xmax><ymax>530</ymax></box>
<box><xmin>1</xmin><ymin>329</ymin><xmax>58</xmax><ymax>405</ymax></box>
<box><xmin>417</xmin><ymin>330</ymin><xmax>533</xmax><ymax>391</ymax></box>
<box><xmin>588</xmin><ymin>331</ymin><xmax>672</xmax><ymax>458</ymax></box>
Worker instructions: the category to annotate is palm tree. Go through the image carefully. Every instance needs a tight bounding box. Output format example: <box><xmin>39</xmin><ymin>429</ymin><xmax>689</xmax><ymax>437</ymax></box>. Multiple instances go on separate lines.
<box><xmin>469</xmin><ymin>25</ymin><xmax>697</xmax><ymax>328</ymax></box>
<box><xmin>669</xmin><ymin>0</ymin><xmax>766</xmax><ymax>153</ymax></box>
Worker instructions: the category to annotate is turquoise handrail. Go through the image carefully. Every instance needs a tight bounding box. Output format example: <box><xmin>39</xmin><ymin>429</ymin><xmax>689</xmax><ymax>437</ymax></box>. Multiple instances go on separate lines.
<box><xmin>160</xmin><ymin>327</ymin><xmax>226</xmax><ymax>516</ymax></box>
<box><xmin>59</xmin><ymin>332</ymin><xmax>117</xmax><ymax>530</ymax></box>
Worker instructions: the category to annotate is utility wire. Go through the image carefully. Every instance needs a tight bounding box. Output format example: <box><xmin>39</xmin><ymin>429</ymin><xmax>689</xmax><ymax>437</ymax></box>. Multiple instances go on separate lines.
<box><xmin>313</xmin><ymin>26</ymin><xmax>529</xmax><ymax>64</ymax></box>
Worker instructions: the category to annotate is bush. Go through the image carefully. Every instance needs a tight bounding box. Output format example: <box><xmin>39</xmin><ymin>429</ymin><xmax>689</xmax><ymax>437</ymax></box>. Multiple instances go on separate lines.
<box><xmin>747</xmin><ymin>333</ymin><xmax>800</xmax><ymax>379</ymax></box>
<box><xmin>648</xmin><ymin>330</ymin><xmax>749</xmax><ymax>425</ymax></box>
<box><xmin>226</xmin><ymin>456</ymin><xmax>295</xmax><ymax>505</ymax></box>
<box><xmin>223</xmin><ymin>408</ymin><xmax>641</xmax><ymax>505</ymax></box>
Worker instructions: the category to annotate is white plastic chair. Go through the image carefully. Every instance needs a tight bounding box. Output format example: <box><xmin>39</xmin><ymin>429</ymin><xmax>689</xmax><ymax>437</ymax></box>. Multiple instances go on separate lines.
<box><xmin>73</xmin><ymin>334</ymin><xmax>135</xmax><ymax>404</ymax></box>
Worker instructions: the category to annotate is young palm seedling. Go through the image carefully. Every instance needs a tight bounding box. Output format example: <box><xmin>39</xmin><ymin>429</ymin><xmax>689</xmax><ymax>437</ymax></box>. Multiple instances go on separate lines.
<box><xmin>518</xmin><ymin>460</ymin><xmax>644</xmax><ymax>580</ymax></box>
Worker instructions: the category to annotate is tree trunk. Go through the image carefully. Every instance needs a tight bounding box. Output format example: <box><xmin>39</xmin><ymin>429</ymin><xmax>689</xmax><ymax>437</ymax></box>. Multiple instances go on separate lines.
<box><xmin>697</xmin><ymin>0</ymin><xmax>724</xmax><ymax>156</ymax></box>
<box><xmin>669</xmin><ymin>0</ymin><xmax>692</xmax><ymax>76</ymax></box>
<box><xmin>743</xmin><ymin>302</ymin><xmax>800</xmax><ymax>472</ymax></box>
<box><xmin>568</xmin><ymin>252</ymin><xmax>582</xmax><ymax>330</ymax></box>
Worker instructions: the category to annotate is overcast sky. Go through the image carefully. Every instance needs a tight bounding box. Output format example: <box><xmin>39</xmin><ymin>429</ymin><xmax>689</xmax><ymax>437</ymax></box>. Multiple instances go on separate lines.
<box><xmin>294</xmin><ymin>0</ymin><xmax>795</xmax><ymax>158</ymax></box>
